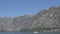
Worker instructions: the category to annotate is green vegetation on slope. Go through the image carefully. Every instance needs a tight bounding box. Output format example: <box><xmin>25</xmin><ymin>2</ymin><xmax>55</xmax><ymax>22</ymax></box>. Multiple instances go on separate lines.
<box><xmin>49</xmin><ymin>6</ymin><xmax>60</xmax><ymax>10</ymax></box>
<box><xmin>20</xmin><ymin>27</ymin><xmax>59</xmax><ymax>32</ymax></box>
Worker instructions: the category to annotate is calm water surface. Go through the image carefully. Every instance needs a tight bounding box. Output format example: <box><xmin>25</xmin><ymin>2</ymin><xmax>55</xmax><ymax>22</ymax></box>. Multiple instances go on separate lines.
<box><xmin>0</xmin><ymin>32</ymin><xmax>60</xmax><ymax>34</ymax></box>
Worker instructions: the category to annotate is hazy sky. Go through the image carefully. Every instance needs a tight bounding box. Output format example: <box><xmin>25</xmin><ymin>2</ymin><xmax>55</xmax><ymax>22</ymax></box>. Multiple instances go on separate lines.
<box><xmin>0</xmin><ymin>0</ymin><xmax>60</xmax><ymax>17</ymax></box>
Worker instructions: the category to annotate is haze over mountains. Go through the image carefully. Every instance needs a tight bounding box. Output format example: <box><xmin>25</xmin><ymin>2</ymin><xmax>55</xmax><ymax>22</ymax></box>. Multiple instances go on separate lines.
<box><xmin>0</xmin><ymin>6</ymin><xmax>60</xmax><ymax>32</ymax></box>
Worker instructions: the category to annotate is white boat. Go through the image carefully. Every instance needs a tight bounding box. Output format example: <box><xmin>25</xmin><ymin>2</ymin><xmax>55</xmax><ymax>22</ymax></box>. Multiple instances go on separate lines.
<box><xmin>33</xmin><ymin>32</ymin><xmax>38</xmax><ymax>33</ymax></box>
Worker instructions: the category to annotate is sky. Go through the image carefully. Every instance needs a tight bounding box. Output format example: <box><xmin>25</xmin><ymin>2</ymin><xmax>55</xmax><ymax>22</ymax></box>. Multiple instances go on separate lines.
<box><xmin>0</xmin><ymin>0</ymin><xmax>60</xmax><ymax>17</ymax></box>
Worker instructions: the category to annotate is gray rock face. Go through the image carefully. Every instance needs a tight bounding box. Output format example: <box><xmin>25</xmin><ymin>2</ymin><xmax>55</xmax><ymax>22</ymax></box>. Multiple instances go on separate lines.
<box><xmin>0</xmin><ymin>6</ymin><xmax>60</xmax><ymax>31</ymax></box>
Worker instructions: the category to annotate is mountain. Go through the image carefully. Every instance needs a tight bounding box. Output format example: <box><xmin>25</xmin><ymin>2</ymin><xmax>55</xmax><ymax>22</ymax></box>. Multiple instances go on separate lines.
<box><xmin>0</xmin><ymin>6</ymin><xmax>60</xmax><ymax>32</ymax></box>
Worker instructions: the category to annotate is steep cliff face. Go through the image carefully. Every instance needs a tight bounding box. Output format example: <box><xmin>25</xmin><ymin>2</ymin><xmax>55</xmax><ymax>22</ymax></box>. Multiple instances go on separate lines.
<box><xmin>35</xmin><ymin>6</ymin><xmax>60</xmax><ymax>28</ymax></box>
<box><xmin>0</xmin><ymin>6</ymin><xmax>60</xmax><ymax>32</ymax></box>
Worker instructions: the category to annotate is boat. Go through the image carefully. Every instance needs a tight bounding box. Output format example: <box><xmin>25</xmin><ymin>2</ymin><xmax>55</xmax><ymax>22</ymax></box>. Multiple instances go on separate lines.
<box><xmin>33</xmin><ymin>32</ymin><xmax>38</xmax><ymax>33</ymax></box>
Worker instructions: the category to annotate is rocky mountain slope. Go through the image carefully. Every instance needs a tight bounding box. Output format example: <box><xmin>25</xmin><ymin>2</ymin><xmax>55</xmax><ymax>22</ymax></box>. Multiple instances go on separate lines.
<box><xmin>0</xmin><ymin>6</ymin><xmax>60</xmax><ymax>32</ymax></box>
